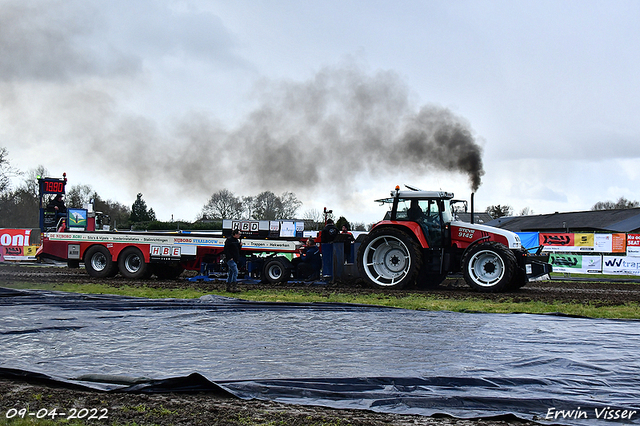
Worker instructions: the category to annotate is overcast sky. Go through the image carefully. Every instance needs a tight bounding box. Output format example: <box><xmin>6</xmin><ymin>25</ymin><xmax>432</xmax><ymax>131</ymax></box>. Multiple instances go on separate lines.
<box><xmin>2</xmin><ymin>0</ymin><xmax>639</xmax><ymax>224</ymax></box>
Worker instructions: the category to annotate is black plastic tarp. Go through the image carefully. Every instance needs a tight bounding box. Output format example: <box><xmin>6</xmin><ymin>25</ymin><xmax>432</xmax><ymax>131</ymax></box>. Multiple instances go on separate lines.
<box><xmin>2</xmin><ymin>287</ymin><xmax>640</xmax><ymax>424</ymax></box>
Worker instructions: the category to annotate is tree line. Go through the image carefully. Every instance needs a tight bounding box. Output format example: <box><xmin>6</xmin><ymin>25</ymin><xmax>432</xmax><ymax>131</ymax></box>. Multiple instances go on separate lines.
<box><xmin>0</xmin><ymin>147</ymin><xmax>369</xmax><ymax>230</ymax></box>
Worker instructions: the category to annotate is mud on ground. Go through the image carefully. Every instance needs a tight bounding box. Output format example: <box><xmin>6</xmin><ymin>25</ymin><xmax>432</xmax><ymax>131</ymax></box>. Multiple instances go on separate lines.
<box><xmin>1</xmin><ymin>263</ymin><xmax>637</xmax><ymax>425</ymax></box>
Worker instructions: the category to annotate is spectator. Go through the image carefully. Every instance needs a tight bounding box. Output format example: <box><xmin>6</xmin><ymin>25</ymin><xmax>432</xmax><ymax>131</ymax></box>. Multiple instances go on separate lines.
<box><xmin>341</xmin><ymin>224</ymin><xmax>355</xmax><ymax>261</ymax></box>
<box><xmin>321</xmin><ymin>219</ymin><xmax>339</xmax><ymax>243</ymax></box>
<box><xmin>224</xmin><ymin>229</ymin><xmax>242</xmax><ymax>293</ymax></box>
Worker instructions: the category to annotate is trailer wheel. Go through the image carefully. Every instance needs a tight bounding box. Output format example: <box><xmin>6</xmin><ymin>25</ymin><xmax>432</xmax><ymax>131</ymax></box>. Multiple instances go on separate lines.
<box><xmin>263</xmin><ymin>258</ymin><xmax>290</xmax><ymax>284</ymax></box>
<box><xmin>357</xmin><ymin>227</ymin><xmax>422</xmax><ymax>290</ymax></box>
<box><xmin>462</xmin><ymin>241</ymin><xmax>516</xmax><ymax>292</ymax></box>
<box><xmin>84</xmin><ymin>246</ymin><xmax>117</xmax><ymax>278</ymax></box>
<box><xmin>118</xmin><ymin>247</ymin><xmax>152</xmax><ymax>279</ymax></box>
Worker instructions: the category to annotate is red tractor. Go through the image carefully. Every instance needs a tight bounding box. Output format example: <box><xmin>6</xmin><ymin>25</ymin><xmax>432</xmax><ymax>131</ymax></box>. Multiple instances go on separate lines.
<box><xmin>356</xmin><ymin>186</ymin><xmax>550</xmax><ymax>292</ymax></box>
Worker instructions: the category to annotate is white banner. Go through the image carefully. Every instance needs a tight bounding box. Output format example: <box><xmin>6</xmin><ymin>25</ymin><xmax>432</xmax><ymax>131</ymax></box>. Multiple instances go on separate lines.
<box><xmin>548</xmin><ymin>254</ymin><xmax>602</xmax><ymax>274</ymax></box>
<box><xmin>602</xmin><ymin>256</ymin><xmax>640</xmax><ymax>276</ymax></box>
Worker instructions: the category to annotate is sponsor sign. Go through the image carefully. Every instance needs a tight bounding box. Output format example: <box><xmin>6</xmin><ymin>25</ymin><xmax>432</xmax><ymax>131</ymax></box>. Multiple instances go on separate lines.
<box><xmin>541</xmin><ymin>233</ymin><xmax>626</xmax><ymax>253</ymax></box>
<box><xmin>602</xmin><ymin>255</ymin><xmax>640</xmax><ymax>276</ymax></box>
<box><xmin>627</xmin><ymin>234</ymin><xmax>640</xmax><ymax>257</ymax></box>
<box><xmin>150</xmin><ymin>246</ymin><xmax>181</xmax><ymax>258</ymax></box>
<box><xmin>548</xmin><ymin>254</ymin><xmax>602</xmax><ymax>274</ymax></box>
<box><xmin>280</xmin><ymin>221</ymin><xmax>296</xmax><ymax>238</ymax></box>
<box><xmin>540</xmin><ymin>233</ymin><xmax>581</xmax><ymax>252</ymax></box>
<box><xmin>0</xmin><ymin>229</ymin><xmax>36</xmax><ymax>261</ymax></box>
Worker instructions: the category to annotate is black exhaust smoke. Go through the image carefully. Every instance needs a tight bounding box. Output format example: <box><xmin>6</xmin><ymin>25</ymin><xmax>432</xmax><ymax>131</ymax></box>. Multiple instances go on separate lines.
<box><xmin>58</xmin><ymin>63</ymin><xmax>486</xmax><ymax>201</ymax></box>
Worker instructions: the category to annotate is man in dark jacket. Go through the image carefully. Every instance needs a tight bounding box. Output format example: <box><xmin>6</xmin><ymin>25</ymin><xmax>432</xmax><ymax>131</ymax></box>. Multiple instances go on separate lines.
<box><xmin>224</xmin><ymin>229</ymin><xmax>242</xmax><ymax>293</ymax></box>
<box><xmin>320</xmin><ymin>219</ymin><xmax>338</xmax><ymax>243</ymax></box>
<box><xmin>296</xmin><ymin>237</ymin><xmax>322</xmax><ymax>281</ymax></box>
<box><xmin>47</xmin><ymin>194</ymin><xmax>67</xmax><ymax>214</ymax></box>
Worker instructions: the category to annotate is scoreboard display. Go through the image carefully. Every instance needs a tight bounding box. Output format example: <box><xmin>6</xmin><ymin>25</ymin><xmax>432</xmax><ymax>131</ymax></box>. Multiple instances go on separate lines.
<box><xmin>39</xmin><ymin>178</ymin><xmax>66</xmax><ymax>195</ymax></box>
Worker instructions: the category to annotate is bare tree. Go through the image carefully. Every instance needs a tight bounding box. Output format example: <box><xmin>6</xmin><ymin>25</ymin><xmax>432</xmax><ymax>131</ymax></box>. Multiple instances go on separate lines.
<box><xmin>252</xmin><ymin>191</ymin><xmax>282</xmax><ymax>220</ymax></box>
<box><xmin>279</xmin><ymin>191</ymin><xmax>302</xmax><ymax>218</ymax></box>
<box><xmin>518</xmin><ymin>207</ymin><xmax>534</xmax><ymax>216</ymax></box>
<box><xmin>66</xmin><ymin>184</ymin><xmax>94</xmax><ymax>208</ymax></box>
<box><xmin>20</xmin><ymin>165</ymin><xmax>49</xmax><ymax>198</ymax></box>
<box><xmin>592</xmin><ymin>197</ymin><xmax>640</xmax><ymax>210</ymax></box>
<box><xmin>0</xmin><ymin>147</ymin><xmax>18</xmax><ymax>195</ymax></box>
<box><xmin>302</xmin><ymin>208</ymin><xmax>322</xmax><ymax>230</ymax></box>
<box><xmin>201</xmin><ymin>189</ymin><xmax>243</xmax><ymax>219</ymax></box>
<box><xmin>240</xmin><ymin>195</ymin><xmax>254</xmax><ymax>219</ymax></box>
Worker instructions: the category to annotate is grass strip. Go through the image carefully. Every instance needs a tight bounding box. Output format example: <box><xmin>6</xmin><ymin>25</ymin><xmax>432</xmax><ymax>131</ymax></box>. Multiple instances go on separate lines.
<box><xmin>5</xmin><ymin>281</ymin><xmax>640</xmax><ymax>319</ymax></box>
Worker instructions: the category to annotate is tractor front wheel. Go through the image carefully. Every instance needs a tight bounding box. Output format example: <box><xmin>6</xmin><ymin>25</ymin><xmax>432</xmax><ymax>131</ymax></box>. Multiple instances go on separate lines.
<box><xmin>462</xmin><ymin>241</ymin><xmax>516</xmax><ymax>292</ymax></box>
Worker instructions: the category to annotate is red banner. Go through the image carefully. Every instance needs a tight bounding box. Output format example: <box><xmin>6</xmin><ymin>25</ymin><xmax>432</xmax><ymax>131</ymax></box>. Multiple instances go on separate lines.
<box><xmin>0</xmin><ymin>229</ymin><xmax>32</xmax><ymax>247</ymax></box>
<box><xmin>0</xmin><ymin>229</ymin><xmax>34</xmax><ymax>261</ymax></box>
<box><xmin>539</xmin><ymin>233</ymin><xmax>574</xmax><ymax>247</ymax></box>
<box><xmin>627</xmin><ymin>234</ymin><xmax>640</xmax><ymax>247</ymax></box>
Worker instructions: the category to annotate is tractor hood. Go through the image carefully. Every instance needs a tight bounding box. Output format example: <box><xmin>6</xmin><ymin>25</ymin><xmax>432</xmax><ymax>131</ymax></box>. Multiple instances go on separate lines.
<box><xmin>450</xmin><ymin>220</ymin><xmax>522</xmax><ymax>249</ymax></box>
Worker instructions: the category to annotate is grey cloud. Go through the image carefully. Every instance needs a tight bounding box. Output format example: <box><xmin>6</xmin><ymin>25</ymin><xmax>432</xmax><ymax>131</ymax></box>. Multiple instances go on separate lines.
<box><xmin>0</xmin><ymin>0</ymin><xmax>140</xmax><ymax>82</ymax></box>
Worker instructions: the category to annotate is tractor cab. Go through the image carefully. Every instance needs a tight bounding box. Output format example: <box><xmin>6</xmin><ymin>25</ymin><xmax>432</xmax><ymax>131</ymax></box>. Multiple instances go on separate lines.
<box><xmin>377</xmin><ymin>188</ymin><xmax>454</xmax><ymax>248</ymax></box>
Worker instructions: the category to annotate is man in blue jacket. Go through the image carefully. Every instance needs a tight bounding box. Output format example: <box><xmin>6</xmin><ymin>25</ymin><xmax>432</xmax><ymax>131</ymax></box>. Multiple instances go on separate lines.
<box><xmin>296</xmin><ymin>237</ymin><xmax>322</xmax><ymax>281</ymax></box>
<box><xmin>224</xmin><ymin>229</ymin><xmax>242</xmax><ymax>293</ymax></box>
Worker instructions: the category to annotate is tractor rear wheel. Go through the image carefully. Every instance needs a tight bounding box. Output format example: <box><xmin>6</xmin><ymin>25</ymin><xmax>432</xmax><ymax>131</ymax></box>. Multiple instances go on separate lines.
<box><xmin>357</xmin><ymin>227</ymin><xmax>422</xmax><ymax>290</ymax></box>
<box><xmin>462</xmin><ymin>241</ymin><xmax>516</xmax><ymax>292</ymax></box>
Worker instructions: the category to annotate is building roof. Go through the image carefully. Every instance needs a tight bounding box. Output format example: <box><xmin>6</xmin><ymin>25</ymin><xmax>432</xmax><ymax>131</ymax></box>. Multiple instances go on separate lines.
<box><xmin>485</xmin><ymin>208</ymin><xmax>640</xmax><ymax>233</ymax></box>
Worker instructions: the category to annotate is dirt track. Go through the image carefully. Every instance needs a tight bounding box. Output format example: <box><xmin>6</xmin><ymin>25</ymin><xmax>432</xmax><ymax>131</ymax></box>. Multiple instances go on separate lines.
<box><xmin>3</xmin><ymin>262</ymin><xmax>640</xmax><ymax>306</ymax></box>
<box><xmin>1</xmin><ymin>264</ymin><xmax>638</xmax><ymax>425</ymax></box>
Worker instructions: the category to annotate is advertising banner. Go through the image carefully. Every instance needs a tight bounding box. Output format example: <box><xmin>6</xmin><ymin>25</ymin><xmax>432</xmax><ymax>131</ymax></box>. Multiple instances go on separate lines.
<box><xmin>539</xmin><ymin>233</ymin><xmax>575</xmax><ymax>251</ymax></box>
<box><xmin>540</xmin><ymin>232</ymin><xmax>626</xmax><ymax>253</ymax></box>
<box><xmin>539</xmin><ymin>233</ymin><xmax>595</xmax><ymax>252</ymax></box>
<box><xmin>627</xmin><ymin>234</ymin><xmax>640</xmax><ymax>257</ymax></box>
<box><xmin>0</xmin><ymin>229</ymin><xmax>36</xmax><ymax>261</ymax></box>
<box><xmin>602</xmin><ymin>255</ymin><xmax>640</xmax><ymax>276</ymax></box>
<box><xmin>548</xmin><ymin>254</ymin><xmax>602</xmax><ymax>274</ymax></box>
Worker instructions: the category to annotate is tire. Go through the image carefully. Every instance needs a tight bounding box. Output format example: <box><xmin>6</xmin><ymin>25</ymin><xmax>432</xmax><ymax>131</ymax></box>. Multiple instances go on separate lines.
<box><xmin>462</xmin><ymin>241</ymin><xmax>516</xmax><ymax>292</ymax></box>
<box><xmin>263</xmin><ymin>258</ymin><xmax>290</xmax><ymax>284</ymax></box>
<box><xmin>118</xmin><ymin>247</ymin><xmax>152</xmax><ymax>279</ymax></box>
<box><xmin>357</xmin><ymin>227</ymin><xmax>423</xmax><ymax>290</ymax></box>
<box><xmin>84</xmin><ymin>246</ymin><xmax>117</xmax><ymax>278</ymax></box>
<box><xmin>508</xmin><ymin>267</ymin><xmax>528</xmax><ymax>290</ymax></box>
<box><xmin>153</xmin><ymin>264</ymin><xmax>185</xmax><ymax>280</ymax></box>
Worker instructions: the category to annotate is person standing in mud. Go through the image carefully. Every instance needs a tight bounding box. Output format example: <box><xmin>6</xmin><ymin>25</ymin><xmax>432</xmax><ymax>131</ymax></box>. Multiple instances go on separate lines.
<box><xmin>224</xmin><ymin>229</ymin><xmax>242</xmax><ymax>293</ymax></box>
